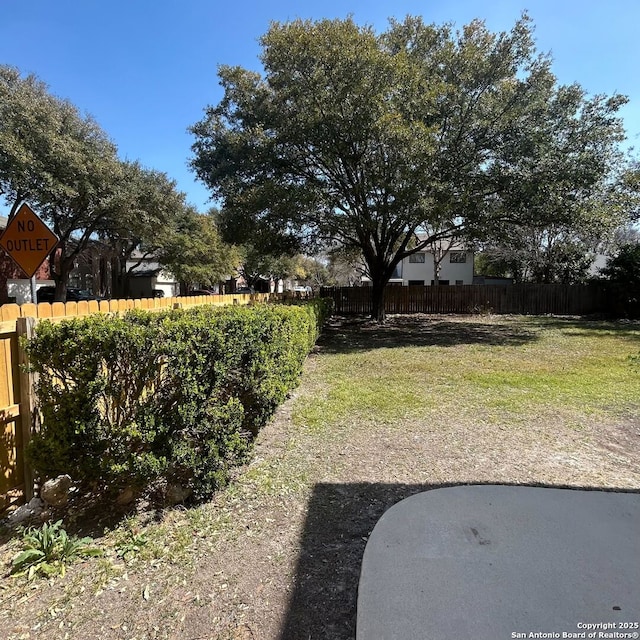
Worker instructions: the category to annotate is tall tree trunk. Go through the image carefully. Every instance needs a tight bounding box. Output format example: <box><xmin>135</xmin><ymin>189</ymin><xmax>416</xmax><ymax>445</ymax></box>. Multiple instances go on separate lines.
<box><xmin>51</xmin><ymin>244</ymin><xmax>72</xmax><ymax>302</ymax></box>
<box><xmin>119</xmin><ymin>254</ymin><xmax>132</xmax><ymax>298</ymax></box>
<box><xmin>433</xmin><ymin>251</ymin><xmax>444</xmax><ymax>286</ymax></box>
<box><xmin>111</xmin><ymin>257</ymin><xmax>123</xmax><ymax>299</ymax></box>
<box><xmin>368</xmin><ymin>257</ymin><xmax>401</xmax><ymax>323</ymax></box>
<box><xmin>370</xmin><ymin>276</ymin><xmax>387</xmax><ymax>323</ymax></box>
<box><xmin>99</xmin><ymin>254</ymin><xmax>111</xmax><ymax>298</ymax></box>
<box><xmin>53</xmin><ymin>274</ymin><xmax>69</xmax><ymax>302</ymax></box>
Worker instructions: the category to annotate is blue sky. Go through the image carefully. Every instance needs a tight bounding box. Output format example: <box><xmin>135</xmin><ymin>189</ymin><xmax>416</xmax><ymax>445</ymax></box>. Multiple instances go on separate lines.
<box><xmin>1</xmin><ymin>0</ymin><xmax>639</xmax><ymax>213</ymax></box>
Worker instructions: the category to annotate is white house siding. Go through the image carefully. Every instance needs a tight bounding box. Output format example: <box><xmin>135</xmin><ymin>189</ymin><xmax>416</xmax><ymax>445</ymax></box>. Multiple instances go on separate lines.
<box><xmin>402</xmin><ymin>255</ymin><xmax>432</xmax><ymax>284</ymax></box>
<box><xmin>402</xmin><ymin>251</ymin><xmax>473</xmax><ymax>285</ymax></box>
<box><xmin>361</xmin><ymin>250</ymin><xmax>474</xmax><ymax>286</ymax></box>
<box><xmin>7</xmin><ymin>279</ymin><xmax>55</xmax><ymax>304</ymax></box>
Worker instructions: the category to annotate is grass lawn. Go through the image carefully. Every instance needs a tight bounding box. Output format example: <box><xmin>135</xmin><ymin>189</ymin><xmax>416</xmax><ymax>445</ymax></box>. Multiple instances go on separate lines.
<box><xmin>1</xmin><ymin>314</ymin><xmax>639</xmax><ymax>640</ymax></box>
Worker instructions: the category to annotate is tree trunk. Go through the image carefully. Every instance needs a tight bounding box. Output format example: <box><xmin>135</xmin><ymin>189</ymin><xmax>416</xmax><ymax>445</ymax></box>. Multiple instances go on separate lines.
<box><xmin>367</xmin><ymin>256</ymin><xmax>401</xmax><ymax>323</ymax></box>
<box><xmin>120</xmin><ymin>255</ymin><xmax>132</xmax><ymax>298</ymax></box>
<box><xmin>370</xmin><ymin>276</ymin><xmax>387</xmax><ymax>323</ymax></box>
<box><xmin>52</xmin><ymin>255</ymin><xmax>71</xmax><ymax>302</ymax></box>
<box><xmin>433</xmin><ymin>252</ymin><xmax>443</xmax><ymax>286</ymax></box>
<box><xmin>111</xmin><ymin>258</ymin><xmax>122</xmax><ymax>299</ymax></box>
<box><xmin>47</xmin><ymin>240</ymin><xmax>71</xmax><ymax>302</ymax></box>
<box><xmin>111</xmin><ymin>250</ymin><xmax>133</xmax><ymax>299</ymax></box>
<box><xmin>99</xmin><ymin>254</ymin><xmax>111</xmax><ymax>298</ymax></box>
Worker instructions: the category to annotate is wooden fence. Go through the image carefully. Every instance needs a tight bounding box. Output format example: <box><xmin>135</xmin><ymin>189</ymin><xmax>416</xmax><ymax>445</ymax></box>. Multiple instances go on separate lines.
<box><xmin>0</xmin><ymin>292</ymin><xmax>272</xmax><ymax>512</ymax></box>
<box><xmin>320</xmin><ymin>284</ymin><xmax>617</xmax><ymax>317</ymax></box>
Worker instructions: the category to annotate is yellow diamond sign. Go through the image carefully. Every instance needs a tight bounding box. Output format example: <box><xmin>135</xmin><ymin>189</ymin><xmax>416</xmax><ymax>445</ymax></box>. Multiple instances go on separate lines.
<box><xmin>0</xmin><ymin>203</ymin><xmax>58</xmax><ymax>278</ymax></box>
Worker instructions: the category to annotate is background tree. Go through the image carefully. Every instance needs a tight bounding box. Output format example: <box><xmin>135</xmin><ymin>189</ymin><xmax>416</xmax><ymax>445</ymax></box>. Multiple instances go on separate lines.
<box><xmin>43</xmin><ymin>135</ymin><xmax>122</xmax><ymax>302</ymax></box>
<box><xmin>191</xmin><ymin>16</ymin><xmax>627</xmax><ymax>321</ymax></box>
<box><xmin>158</xmin><ymin>208</ymin><xmax>240</xmax><ymax>293</ymax></box>
<box><xmin>0</xmin><ymin>66</ymin><xmax>72</xmax><ymax>217</ymax></box>
<box><xmin>1</xmin><ymin>65</ymin><xmax>219</xmax><ymax>302</ymax></box>
<box><xmin>326</xmin><ymin>246</ymin><xmax>365</xmax><ymax>286</ymax></box>
<box><xmin>475</xmin><ymin>164</ymin><xmax>636</xmax><ymax>284</ymax></box>
<box><xmin>475</xmin><ymin>226</ymin><xmax>601</xmax><ymax>284</ymax></box>
<box><xmin>101</xmin><ymin>161</ymin><xmax>187</xmax><ymax>298</ymax></box>
<box><xmin>600</xmin><ymin>243</ymin><xmax>640</xmax><ymax>286</ymax></box>
<box><xmin>612</xmin><ymin>225</ymin><xmax>640</xmax><ymax>247</ymax></box>
<box><xmin>617</xmin><ymin>163</ymin><xmax>640</xmax><ymax>223</ymax></box>
<box><xmin>480</xmin><ymin>69</ymin><xmax>630</xmax><ymax>283</ymax></box>
<box><xmin>236</xmin><ymin>243</ymin><xmax>282</xmax><ymax>291</ymax></box>
<box><xmin>235</xmin><ymin>245</ymin><xmax>313</xmax><ymax>291</ymax></box>
<box><xmin>293</xmin><ymin>255</ymin><xmax>333</xmax><ymax>291</ymax></box>
<box><xmin>0</xmin><ymin>65</ymin><xmax>122</xmax><ymax>300</ymax></box>
<box><xmin>600</xmin><ymin>241</ymin><xmax>640</xmax><ymax>318</ymax></box>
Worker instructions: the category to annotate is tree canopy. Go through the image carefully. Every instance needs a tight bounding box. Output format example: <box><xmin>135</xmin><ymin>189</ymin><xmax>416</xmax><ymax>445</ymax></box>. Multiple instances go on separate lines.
<box><xmin>100</xmin><ymin>160</ymin><xmax>190</xmax><ymax>297</ymax></box>
<box><xmin>158</xmin><ymin>208</ymin><xmax>241</xmax><ymax>291</ymax></box>
<box><xmin>600</xmin><ymin>243</ymin><xmax>640</xmax><ymax>287</ymax></box>
<box><xmin>191</xmin><ymin>15</ymin><xmax>629</xmax><ymax>320</ymax></box>
<box><xmin>0</xmin><ymin>65</ymin><xmax>122</xmax><ymax>297</ymax></box>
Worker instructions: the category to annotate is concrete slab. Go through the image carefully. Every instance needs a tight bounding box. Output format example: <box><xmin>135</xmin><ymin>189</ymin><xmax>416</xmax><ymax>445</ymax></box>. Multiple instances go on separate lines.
<box><xmin>357</xmin><ymin>485</ymin><xmax>640</xmax><ymax>640</ymax></box>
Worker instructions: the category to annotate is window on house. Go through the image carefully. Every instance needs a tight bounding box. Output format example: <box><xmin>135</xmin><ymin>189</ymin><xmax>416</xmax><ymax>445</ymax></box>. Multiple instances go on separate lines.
<box><xmin>449</xmin><ymin>251</ymin><xmax>467</xmax><ymax>263</ymax></box>
<box><xmin>408</xmin><ymin>280</ymin><xmax>425</xmax><ymax>286</ymax></box>
<box><xmin>409</xmin><ymin>253</ymin><xmax>426</xmax><ymax>263</ymax></box>
<box><xmin>431</xmin><ymin>280</ymin><xmax>450</xmax><ymax>285</ymax></box>
<box><xmin>390</xmin><ymin>263</ymin><xmax>403</xmax><ymax>279</ymax></box>
<box><xmin>456</xmin><ymin>280</ymin><xmax>464</xmax><ymax>285</ymax></box>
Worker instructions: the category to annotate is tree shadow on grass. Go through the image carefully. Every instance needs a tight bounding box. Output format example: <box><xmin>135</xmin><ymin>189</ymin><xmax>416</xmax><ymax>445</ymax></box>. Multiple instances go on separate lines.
<box><xmin>543</xmin><ymin>318</ymin><xmax>640</xmax><ymax>344</ymax></box>
<box><xmin>317</xmin><ymin>314</ymin><xmax>640</xmax><ymax>355</ymax></box>
<box><xmin>278</xmin><ymin>481</ymin><xmax>640</xmax><ymax>640</ymax></box>
<box><xmin>317</xmin><ymin>315</ymin><xmax>540</xmax><ymax>354</ymax></box>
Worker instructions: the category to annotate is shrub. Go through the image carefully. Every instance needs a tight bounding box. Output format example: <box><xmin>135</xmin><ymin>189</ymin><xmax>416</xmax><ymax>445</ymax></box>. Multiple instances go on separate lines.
<box><xmin>25</xmin><ymin>300</ymin><xmax>330</xmax><ymax>501</ymax></box>
<box><xmin>25</xmin><ymin>314</ymin><xmax>165</xmax><ymax>490</ymax></box>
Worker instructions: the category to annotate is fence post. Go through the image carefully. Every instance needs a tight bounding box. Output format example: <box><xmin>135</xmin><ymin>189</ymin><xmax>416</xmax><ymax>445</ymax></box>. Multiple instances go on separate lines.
<box><xmin>16</xmin><ymin>316</ymin><xmax>37</xmax><ymax>502</ymax></box>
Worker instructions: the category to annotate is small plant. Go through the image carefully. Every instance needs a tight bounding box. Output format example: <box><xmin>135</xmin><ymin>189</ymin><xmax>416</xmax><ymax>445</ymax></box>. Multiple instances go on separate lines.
<box><xmin>11</xmin><ymin>520</ymin><xmax>102</xmax><ymax>580</ymax></box>
<box><xmin>115</xmin><ymin>529</ymin><xmax>148</xmax><ymax>562</ymax></box>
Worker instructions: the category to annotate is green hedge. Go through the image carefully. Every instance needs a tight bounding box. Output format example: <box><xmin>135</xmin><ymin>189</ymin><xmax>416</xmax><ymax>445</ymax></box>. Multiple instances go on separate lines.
<box><xmin>25</xmin><ymin>299</ymin><xmax>331</xmax><ymax>501</ymax></box>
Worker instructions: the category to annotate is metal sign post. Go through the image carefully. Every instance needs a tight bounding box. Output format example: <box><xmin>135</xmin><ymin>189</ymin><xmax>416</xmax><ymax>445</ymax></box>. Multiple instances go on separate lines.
<box><xmin>30</xmin><ymin>275</ymin><xmax>37</xmax><ymax>304</ymax></box>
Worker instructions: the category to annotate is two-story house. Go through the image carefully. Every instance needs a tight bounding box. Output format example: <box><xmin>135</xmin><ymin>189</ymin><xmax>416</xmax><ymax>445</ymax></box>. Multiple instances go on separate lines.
<box><xmin>399</xmin><ymin>247</ymin><xmax>474</xmax><ymax>285</ymax></box>
<box><xmin>363</xmin><ymin>246</ymin><xmax>474</xmax><ymax>286</ymax></box>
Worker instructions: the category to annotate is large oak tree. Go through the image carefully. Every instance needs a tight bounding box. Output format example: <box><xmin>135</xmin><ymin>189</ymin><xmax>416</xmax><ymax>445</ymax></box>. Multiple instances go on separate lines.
<box><xmin>0</xmin><ymin>65</ymin><xmax>122</xmax><ymax>300</ymax></box>
<box><xmin>1</xmin><ymin>66</ymin><xmax>237</xmax><ymax>301</ymax></box>
<box><xmin>190</xmin><ymin>16</ymin><xmax>627</xmax><ymax>320</ymax></box>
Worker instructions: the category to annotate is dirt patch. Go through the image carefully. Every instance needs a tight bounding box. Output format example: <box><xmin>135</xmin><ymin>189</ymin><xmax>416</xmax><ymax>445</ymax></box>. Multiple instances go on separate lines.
<box><xmin>1</xmin><ymin>315</ymin><xmax>638</xmax><ymax>640</ymax></box>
